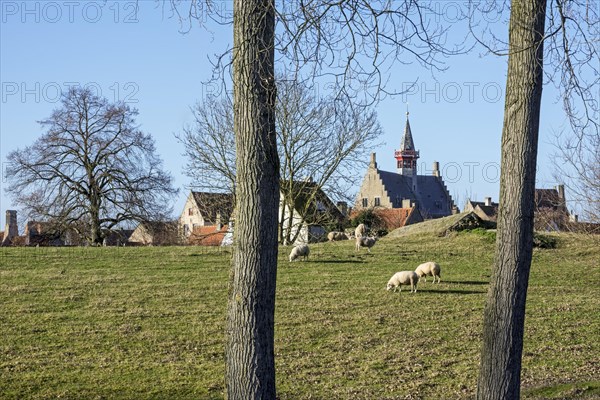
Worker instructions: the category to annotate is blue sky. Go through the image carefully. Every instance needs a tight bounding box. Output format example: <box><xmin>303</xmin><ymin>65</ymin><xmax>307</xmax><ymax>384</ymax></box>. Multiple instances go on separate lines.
<box><xmin>0</xmin><ymin>1</ymin><xmax>573</xmax><ymax>227</ymax></box>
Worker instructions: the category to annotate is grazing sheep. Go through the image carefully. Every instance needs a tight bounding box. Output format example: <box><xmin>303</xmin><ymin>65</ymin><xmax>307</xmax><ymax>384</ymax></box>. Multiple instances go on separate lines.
<box><xmin>414</xmin><ymin>261</ymin><xmax>441</xmax><ymax>283</ymax></box>
<box><xmin>327</xmin><ymin>231</ymin><xmax>349</xmax><ymax>242</ymax></box>
<box><xmin>339</xmin><ymin>232</ymin><xmax>350</xmax><ymax>241</ymax></box>
<box><xmin>386</xmin><ymin>271</ymin><xmax>419</xmax><ymax>293</ymax></box>
<box><xmin>289</xmin><ymin>244</ymin><xmax>310</xmax><ymax>262</ymax></box>
<box><xmin>355</xmin><ymin>223</ymin><xmax>367</xmax><ymax>238</ymax></box>
<box><xmin>355</xmin><ymin>236</ymin><xmax>377</xmax><ymax>252</ymax></box>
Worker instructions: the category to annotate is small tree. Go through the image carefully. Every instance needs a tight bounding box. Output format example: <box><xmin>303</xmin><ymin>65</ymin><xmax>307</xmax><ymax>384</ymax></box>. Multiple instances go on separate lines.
<box><xmin>551</xmin><ymin>130</ymin><xmax>600</xmax><ymax>223</ymax></box>
<box><xmin>5</xmin><ymin>87</ymin><xmax>178</xmax><ymax>245</ymax></box>
<box><xmin>179</xmin><ymin>95</ymin><xmax>236</xmax><ymax>195</ymax></box>
<box><xmin>179</xmin><ymin>76</ymin><xmax>382</xmax><ymax>244</ymax></box>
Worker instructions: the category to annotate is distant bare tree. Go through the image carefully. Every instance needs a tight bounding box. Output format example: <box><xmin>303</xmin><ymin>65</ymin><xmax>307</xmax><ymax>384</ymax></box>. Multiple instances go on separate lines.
<box><xmin>551</xmin><ymin>130</ymin><xmax>600</xmax><ymax>223</ymax></box>
<box><xmin>179</xmin><ymin>76</ymin><xmax>382</xmax><ymax>244</ymax></box>
<box><xmin>5</xmin><ymin>87</ymin><xmax>178</xmax><ymax>245</ymax></box>
<box><xmin>178</xmin><ymin>95</ymin><xmax>236</xmax><ymax>195</ymax></box>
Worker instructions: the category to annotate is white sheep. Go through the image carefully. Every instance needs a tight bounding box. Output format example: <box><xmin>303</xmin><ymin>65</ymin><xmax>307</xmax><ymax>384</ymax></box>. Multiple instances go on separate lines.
<box><xmin>327</xmin><ymin>231</ymin><xmax>349</xmax><ymax>242</ymax></box>
<box><xmin>355</xmin><ymin>236</ymin><xmax>377</xmax><ymax>252</ymax></box>
<box><xmin>414</xmin><ymin>261</ymin><xmax>441</xmax><ymax>283</ymax></box>
<box><xmin>355</xmin><ymin>223</ymin><xmax>367</xmax><ymax>238</ymax></box>
<box><xmin>289</xmin><ymin>244</ymin><xmax>310</xmax><ymax>262</ymax></box>
<box><xmin>386</xmin><ymin>271</ymin><xmax>419</xmax><ymax>293</ymax></box>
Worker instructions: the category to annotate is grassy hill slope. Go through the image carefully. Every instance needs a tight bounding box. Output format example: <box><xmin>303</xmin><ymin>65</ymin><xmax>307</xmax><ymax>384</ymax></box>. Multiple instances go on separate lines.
<box><xmin>387</xmin><ymin>212</ymin><xmax>490</xmax><ymax>238</ymax></box>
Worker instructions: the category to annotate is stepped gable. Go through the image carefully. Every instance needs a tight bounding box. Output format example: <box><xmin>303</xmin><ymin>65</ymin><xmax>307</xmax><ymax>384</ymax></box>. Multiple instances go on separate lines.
<box><xmin>377</xmin><ymin>170</ymin><xmax>454</xmax><ymax>219</ymax></box>
<box><xmin>377</xmin><ymin>170</ymin><xmax>415</xmax><ymax>207</ymax></box>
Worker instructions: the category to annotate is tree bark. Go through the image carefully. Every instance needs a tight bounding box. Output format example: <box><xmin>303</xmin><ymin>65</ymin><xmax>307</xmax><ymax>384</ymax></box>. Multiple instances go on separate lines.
<box><xmin>226</xmin><ymin>0</ymin><xmax>279</xmax><ymax>399</ymax></box>
<box><xmin>477</xmin><ymin>0</ymin><xmax>547</xmax><ymax>399</ymax></box>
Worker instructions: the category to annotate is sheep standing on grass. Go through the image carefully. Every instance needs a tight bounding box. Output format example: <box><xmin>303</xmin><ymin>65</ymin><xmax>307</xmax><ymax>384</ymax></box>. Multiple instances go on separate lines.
<box><xmin>356</xmin><ymin>236</ymin><xmax>377</xmax><ymax>252</ymax></box>
<box><xmin>386</xmin><ymin>271</ymin><xmax>419</xmax><ymax>293</ymax></box>
<box><xmin>415</xmin><ymin>261</ymin><xmax>441</xmax><ymax>283</ymax></box>
<box><xmin>289</xmin><ymin>244</ymin><xmax>310</xmax><ymax>262</ymax></box>
<box><xmin>327</xmin><ymin>231</ymin><xmax>349</xmax><ymax>242</ymax></box>
<box><xmin>355</xmin><ymin>223</ymin><xmax>367</xmax><ymax>238</ymax></box>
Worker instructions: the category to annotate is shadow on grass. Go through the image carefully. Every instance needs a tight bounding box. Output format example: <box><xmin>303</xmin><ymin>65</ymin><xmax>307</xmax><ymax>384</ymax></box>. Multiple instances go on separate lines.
<box><xmin>522</xmin><ymin>380</ymin><xmax>600</xmax><ymax>399</ymax></box>
<box><xmin>317</xmin><ymin>260</ymin><xmax>365</xmax><ymax>264</ymax></box>
<box><xmin>444</xmin><ymin>280</ymin><xmax>489</xmax><ymax>286</ymax></box>
<box><xmin>415</xmin><ymin>288</ymin><xmax>486</xmax><ymax>295</ymax></box>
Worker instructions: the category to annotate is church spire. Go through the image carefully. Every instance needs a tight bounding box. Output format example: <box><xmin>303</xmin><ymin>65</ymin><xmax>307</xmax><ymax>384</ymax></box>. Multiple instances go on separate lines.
<box><xmin>400</xmin><ymin>111</ymin><xmax>416</xmax><ymax>151</ymax></box>
<box><xmin>394</xmin><ymin>111</ymin><xmax>420</xmax><ymax>176</ymax></box>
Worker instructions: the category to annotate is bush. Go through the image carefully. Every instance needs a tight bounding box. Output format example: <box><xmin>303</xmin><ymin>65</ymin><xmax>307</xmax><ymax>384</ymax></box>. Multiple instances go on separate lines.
<box><xmin>460</xmin><ymin>228</ymin><xmax>496</xmax><ymax>243</ymax></box>
<box><xmin>533</xmin><ymin>233</ymin><xmax>558</xmax><ymax>249</ymax></box>
<box><xmin>460</xmin><ymin>228</ymin><xmax>558</xmax><ymax>249</ymax></box>
<box><xmin>350</xmin><ymin>209</ymin><xmax>389</xmax><ymax>236</ymax></box>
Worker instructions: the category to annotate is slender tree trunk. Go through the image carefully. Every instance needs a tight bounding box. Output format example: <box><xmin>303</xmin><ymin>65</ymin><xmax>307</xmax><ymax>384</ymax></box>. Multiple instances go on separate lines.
<box><xmin>477</xmin><ymin>0</ymin><xmax>546</xmax><ymax>398</ymax></box>
<box><xmin>226</xmin><ymin>0</ymin><xmax>279</xmax><ymax>399</ymax></box>
<box><xmin>284</xmin><ymin>198</ymin><xmax>296</xmax><ymax>245</ymax></box>
<box><xmin>278</xmin><ymin>202</ymin><xmax>286</xmax><ymax>244</ymax></box>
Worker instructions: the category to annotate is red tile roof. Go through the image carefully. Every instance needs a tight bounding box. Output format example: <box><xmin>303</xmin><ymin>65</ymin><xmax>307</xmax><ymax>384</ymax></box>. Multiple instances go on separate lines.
<box><xmin>189</xmin><ymin>225</ymin><xmax>228</xmax><ymax>246</ymax></box>
<box><xmin>374</xmin><ymin>208</ymin><xmax>422</xmax><ymax>230</ymax></box>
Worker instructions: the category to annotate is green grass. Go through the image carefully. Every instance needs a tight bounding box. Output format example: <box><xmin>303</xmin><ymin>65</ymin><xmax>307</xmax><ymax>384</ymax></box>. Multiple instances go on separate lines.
<box><xmin>0</xmin><ymin>232</ymin><xmax>598</xmax><ymax>399</ymax></box>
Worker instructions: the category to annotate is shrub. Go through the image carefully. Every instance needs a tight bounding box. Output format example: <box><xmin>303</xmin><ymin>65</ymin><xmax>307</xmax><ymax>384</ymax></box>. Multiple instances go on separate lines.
<box><xmin>533</xmin><ymin>233</ymin><xmax>558</xmax><ymax>249</ymax></box>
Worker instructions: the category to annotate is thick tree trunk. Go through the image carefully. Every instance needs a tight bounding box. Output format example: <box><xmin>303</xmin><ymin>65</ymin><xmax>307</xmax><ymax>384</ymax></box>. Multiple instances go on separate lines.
<box><xmin>226</xmin><ymin>0</ymin><xmax>279</xmax><ymax>399</ymax></box>
<box><xmin>477</xmin><ymin>0</ymin><xmax>546</xmax><ymax>399</ymax></box>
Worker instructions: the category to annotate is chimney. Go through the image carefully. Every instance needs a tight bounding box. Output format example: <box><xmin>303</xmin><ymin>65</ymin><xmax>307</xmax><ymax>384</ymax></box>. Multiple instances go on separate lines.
<box><xmin>557</xmin><ymin>184</ymin><xmax>566</xmax><ymax>209</ymax></box>
<box><xmin>557</xmin><ymin>184</ymin><xmax>565</xmax><ymax>200</ymax></box>
<box><xmin>215</xmin><ymin>212</ymin><xmax>222</xmax><ymax>231</ymax></box>
<box><xmin>484</xmin><ymin>197</ymin><xmax>492</xmax><ymax>206</ymax></box>
<box><xmin>432</xmin><ymin>161</ymin><xmax>440</xmax><ymax>177</ymax></box>
<box><xmin>402</xmin><ymin>199</ymin><xmax>414</xmax><ymax>208</ymax></box>
<box><xmin>370</xmin><ymin>153</ymin><xmax>377</xmax><ymax>168</ymax></box>
<box><xmin>336</xmin><ymin>201</ymin><xmax>348</xmax><ymax>216</ymax></box>
<box><xmin>2</xmin><ymin>210</ymin><xmax>18</xmax><ymax>245</ymax></box>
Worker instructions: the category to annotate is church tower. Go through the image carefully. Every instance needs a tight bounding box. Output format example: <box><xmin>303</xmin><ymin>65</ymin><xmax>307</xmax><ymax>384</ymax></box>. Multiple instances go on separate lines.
<box><xmin>356</xmin><ymin>111</ymin><xmax>456</xmax><ymax>219</ymax></box>
<box><xmin>395</xmin><ymin>112</ymin><xmax>420</xmax><ymax>187</ymax></box>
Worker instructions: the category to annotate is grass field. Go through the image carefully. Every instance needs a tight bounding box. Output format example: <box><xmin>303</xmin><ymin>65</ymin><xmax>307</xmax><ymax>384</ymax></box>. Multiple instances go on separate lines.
<box><xmin>1</xmin><ymin>231</ymin><xmax>598</xmax><ymax>399</ymax></box>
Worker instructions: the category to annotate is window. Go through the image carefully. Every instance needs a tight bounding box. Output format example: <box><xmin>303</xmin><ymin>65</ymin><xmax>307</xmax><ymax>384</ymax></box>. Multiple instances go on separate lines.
<box><xmin>374</xmin><ymin>197</ymin><xmax>381</xmax><ymax>207</ymax></box>
<box><xmin>362</xmin><ymin>198</ymin><xmax>368</xmax><ymax>207</ymax></box>
<box><xmin>188</xmin><ymin>208</ymin><xmax>194</xmax><ymax>216</ymax></box>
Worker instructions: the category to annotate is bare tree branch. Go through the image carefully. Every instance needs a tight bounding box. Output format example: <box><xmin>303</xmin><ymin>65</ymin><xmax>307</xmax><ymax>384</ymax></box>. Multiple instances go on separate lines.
<box><xmin>5</xmin><ymin>87</ymin><xmax>178</xmax><ymax>245</ymax></box>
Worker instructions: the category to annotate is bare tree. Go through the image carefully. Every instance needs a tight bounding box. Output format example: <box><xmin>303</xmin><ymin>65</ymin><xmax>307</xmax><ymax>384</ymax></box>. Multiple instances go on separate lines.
<box><xmin>551</xmin><ymin>130</ymin><xmax>600</xmax><ymax>223</ymax></box>
<box><xmin>225</xmin><ymin>0</ymin><xmax>279</xmax><ymax>398</ymax></box>
<box><xmin>178</xmin><ymin>95</ymin><xmax>236</xmax><ymax>195</ymax></box>
<box><xmin>474</xmin><ymin>0</ymin><xmax>598</xmax><ymax>397</ymax></box>
<box><xmin>179</xmin><ymin>76</ymin><xmax>382</xmax><ymax>244</ymax></box>
<box><xmin>277</xmin><ymin>79</ymin><xmax>382</xmax><ymax>243</ymax></box>
<box><xmin>548</xmin><ymin>0</ymin><xmax>599</xmax><ymax>223</ymax></box>
<box><xmin>5</xmin><ymin>87</ymin><xmax>177</xmax><ymax>245</ymax></box>
<box><xmin>477</xmin><ymin>1</ymin><xmax>546</xmax><ymax>396</ymax></box>
<box><xmin>471</xmin><ymin>0</ymin><xmax>599</xmax><ymax>219</ymax></box>
<box><xmin>168</xmin><ymin>1</ymin><xmax>460</xmax><ymax>397</ymax></box>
